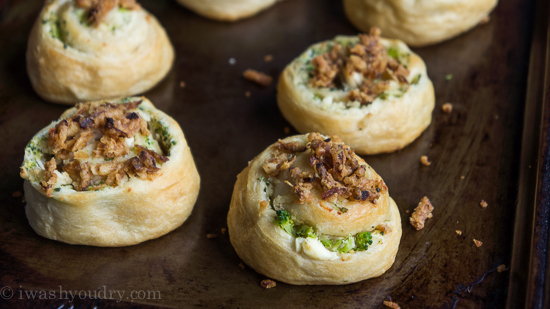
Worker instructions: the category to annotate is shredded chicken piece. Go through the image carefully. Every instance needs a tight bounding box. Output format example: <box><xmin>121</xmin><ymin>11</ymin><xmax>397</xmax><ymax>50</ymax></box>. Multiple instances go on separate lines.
<box><xmin>262</xmin><ymin>151</ymin><xmax>296</xmax><ymax>177</ymax></box>
<box><xmin>289</xmin><ymin>167</ymin><xmax>316</xmax><ymax>204</ymax></box>
<box><xmin>310</xmin><ymin>27</ymin><xmax>410</xmax><ymax>106</ymax></box>
<box><xmin>40</xmin><ymin>158</ymin><xmax>58</xmax><ymax>197</ymax></box>
<box><xmin>410</xmin><ymin>196</ymin><xmax>434</xmax><ymax>230</ymax></box>
<box><xmin>124</xmin><ymin>146</ymin><xmax>169</xmax><ymax>180</ymax></box>
<box><xmin>94</xmin><ymin>136</ymin><xmax>128</xmax><ymax>158</ymax></box>
<box><xmin>243</xmin><ymin>69</ymin><xmax>272</xmax><ymax>87</ymax></box>
<box><xmin>383</xmin><ymin>301</ymin><xmax>401</xmax><ymax>309</ymax></box>
<box><xmin>276</xmin><ymin>140</ymin><xmax>307</xmax><ymax>153</ymax></box>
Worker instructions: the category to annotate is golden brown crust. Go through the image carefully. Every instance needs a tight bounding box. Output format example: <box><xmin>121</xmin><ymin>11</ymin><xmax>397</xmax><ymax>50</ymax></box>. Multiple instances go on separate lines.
<box><xmin>227</xmin><ymin>134</ymin><xmax>402</xmax><ymax>285</ymax></box>
<box><xmin>26</xmin><ymin>0</ymin><xmax>174</xmax><ymax>104</ymax></box>
<box><xmin>175</xmin><ymin>0</ymin><xmax>279</xmax><ymax>22</ymax></box>
<box><xmin>21</xmin><ymin>97</ymin><xmax>200</xmax><ymax>247</ymax></box>
<box><xmin>277</xmin><ymin>35</ymin><xmax>435</xmax><ymax>155</ymax></box>
<box><xmin>343</xmin><ymin>0</ymin><xmax>498</xmax><ymax>47</ymax></box>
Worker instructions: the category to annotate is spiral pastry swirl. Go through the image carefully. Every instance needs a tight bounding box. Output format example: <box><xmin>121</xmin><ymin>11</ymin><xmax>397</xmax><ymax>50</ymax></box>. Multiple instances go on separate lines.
<box><xmin>227</xmin><ymin>133</ymin><xmax>402</xmax><ymax>285</ymax></box>
<box><xmin>26</xmin><ymin>0</ymin><xmax>174</xmax><ymax>104</ymax></box>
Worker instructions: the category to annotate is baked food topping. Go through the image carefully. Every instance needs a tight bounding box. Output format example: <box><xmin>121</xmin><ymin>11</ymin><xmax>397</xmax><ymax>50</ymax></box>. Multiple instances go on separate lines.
<box><xmin>309</xmin><ymin>28</ymin><xmax>412</xmax><ymax>106</ymax></box>
<box><xmin>75</xmin><ymin>0</ymin><xmax>140</xmax><ymax>26</ymax></box>
<box><xmin>410</xmin><ymin>196</ymin><xmax>434</xmax><ymax>230</ymax></box>
<box><xmin>21</xmin><ymin>99</ymin><xmax>173</xmax><ymax>198</ymax></box>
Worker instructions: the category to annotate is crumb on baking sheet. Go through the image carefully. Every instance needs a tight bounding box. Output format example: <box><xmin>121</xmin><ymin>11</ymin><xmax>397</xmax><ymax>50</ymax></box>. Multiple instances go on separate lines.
<box><xmin>410</xmin><ymin>196</ymin><xmax>434</xmax><ymax>230</ymax></box>
<box><xmin>221</xmin><ymin>228</ymin><xmax>227</xmax><ymax>235</ymax></box>
<box><xmin>243</xmin><ymin>69</ymin><xmax>272</xmax><ymax>87</ymax></box>
<box><xmin>239</xmin><ymin>263</ymin><xmax>245</xmax><ymax>270</ymax></box>
<box><xmin>461</xmin><ymin>175</ymin><xmax>465</xmax><ymax>179</ymax></box>
<box><xmin>456</xmin><ymin>230</ymin><xmax>462</xmax><ymax>235</ymax></box>
<box><xmin>206</xmin><ymin>234</ymin><xmax>218</xmax><ymax>239</ymax></box>
<box><xmin>245</xmin><ymin>91</ymin><xmax>251</xmax><ymax>97</ymax></box>
<box><xmin>264</xmin><ymin>55</ymin><xmax>273</xmax><ymax>62</ymax></box>
<box><xmin>480</xmin><ymin>200</ymin><xmax>488</xmax><ymax>208</ymax></box>
<box><xmin>179</xmin><ymin>81</ymin><xmax>186</xmax><ymax>88</ymax></box>
<box><xmin>420</xmin><ymin>155</ymin><xmax>431</xmax><ymax>166</ymax></box>
<box><xmin>12</xmin><ymin>191</ymin><xmax>22</xmax><ymax>198</ymax></box>
<box><xmin>497</xmin><ymin>264</ymin><xmax>508</xmax><ymax>272</ymax></box>
<box><xmin>383</xmin><ymin>300</ymin><xmax>401</xmax><ymax>309</ymax></box>
<box><xmin>405</xmin><ymin>210</ymin><xmax>409</xmax><ymax>213</ymax></box>
<box><xmin>260</xmin><ymin>279</ymin><xmax>276</xmax><ymax>289</ymax></box>
<box><xmin>442</xmin><ymin>103</ymin><xmax>453</xmax><ymax>113</ymax></box>
<box><xmin>473</xmin><ymin>239</ymin><xmax>483</xmax><ymax>247</ymax></box>
<box><xmin>480</xmin><ymin>15</ymin><xmax>491</xmax><ymax>24</ymax></box>
<box><xmin>284</xmin><ymin>127</ymin><xmax>291</xmax><ymax>135</ymax></box>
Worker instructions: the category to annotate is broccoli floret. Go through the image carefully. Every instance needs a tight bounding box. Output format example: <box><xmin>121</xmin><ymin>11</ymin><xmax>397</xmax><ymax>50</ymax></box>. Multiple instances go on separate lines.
<box><xmin>295</xmin><ymin>225</ymin><xmax>316</xmax><ymax>238</ymax></box>
<box><xmin>355</xmin><ymin>231</ymin><xmax>373</xmax><ymax>251</ymax></box>
<box><xmin>275</xmin><ymin>210</ymin><xmax>294</xmax><ymax>235</ymax></box>
<box><xmin>319</xmin><ymin>235</ymin><xmax>333</xmax><ymax>249</ymax></box>
<box><xmin>338</xmin><ymin>235</ymin><xmax>355</xmax><ymax>253</ymax></box>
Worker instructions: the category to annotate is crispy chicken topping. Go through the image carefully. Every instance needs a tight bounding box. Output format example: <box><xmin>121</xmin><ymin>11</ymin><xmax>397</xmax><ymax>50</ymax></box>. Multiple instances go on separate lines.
<box><xmin>310</xmin><ymin>28</ymin><xmax>410</xmax><ymax>105</ymax></box>
<box><xmin>75</xmin><ymin>0</ymin><xmax>140</xmax><ymax>27</ymax></box>
<box><xmin>37</xmin><ymin>100</ymin><xmax>168</xmax><ymax>195</ymax></box>
<box><xmin>410</xmin><ymin>196</ymin><xmax>434</xmax><ymax>230</ymax></box>
<box><xmin>262</xmin><ymin>133</ymin><xmax>387</xmax><ymax>205</ymax></box>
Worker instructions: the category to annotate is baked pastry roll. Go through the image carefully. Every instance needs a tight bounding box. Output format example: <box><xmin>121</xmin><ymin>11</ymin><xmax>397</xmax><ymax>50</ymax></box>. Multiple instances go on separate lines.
<box><xmin>343</xmin><ymin>0</ymin><xmax>498</xmax><ymax>47</ymax></box>
<box><xmin>20</xmin><ymin>96</ymin><xmax>200</xmax><ymax>247</ymax></box>
<box><xmin>176</xmin><ymin>0</ymin><xmax>278</xmax><ymax>22</ymax></box>
<box><xmin>27</xmin><ymin>0</ymin><xmax>174</xmax><ymax>104</ymax></box>
<box><xmin>277</xmin><ymin>29</ymin><xmax>435</xmax><ymax>155</ymax></box>
<box><xmin>227</xmin><ymin>133</ymin><xmax>402</xmax><ymax>285</ymax></box>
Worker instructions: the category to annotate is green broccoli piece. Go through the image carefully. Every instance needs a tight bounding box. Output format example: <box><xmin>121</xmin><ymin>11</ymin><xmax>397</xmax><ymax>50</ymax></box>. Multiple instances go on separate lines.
<box><xmin>355</xmin><ymin>231</ymin><xmax>373</xmax><ymax>251</ymax></box>
<box><xmin>295</xmin><ymin>225</ymin><xmax>316</xmax><ymax>238</ymax></box>
<box><xmin>275</xmin><ymin>210</ymin><xmax>294</xmax><ymax>235</ymax></box>
<box><xmin>338</xmin><ymin>235</ymin><xmax>355</xmax><ymax>253</ymax></box>
<box><xmin>387</xmin><ymin>47</ymin><xmax>398</xmax><ymax>60</ymax></box>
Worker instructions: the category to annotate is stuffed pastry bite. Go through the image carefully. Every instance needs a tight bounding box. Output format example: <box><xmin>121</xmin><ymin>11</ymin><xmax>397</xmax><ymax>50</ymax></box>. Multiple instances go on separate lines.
<box><xmin>20</xmin><ymin>97</ymin><xmax>200</xmax><ymax>247</ymax></box>
<box><xmin>277</xmin><ymin>29</ymin><xmax>435</xmax><ymax>155</ymax></box>
<box><xmin>27</xmin><ymin>0</ymin><xmax>174</xmax><ymax>104</ymax></box>
<box><xmin>176</xmin><ymin>0</ymin><xmax>278</xmax><ymax>22</ymax></box>
<box><xmin>343</xmin><ymin>0</ymin><xmax>498</xmax><ymax>47</ymax></box>
<box><xmin>227</xmin><ymin>133</ymin><xmax>402</xmax><ymax>285</ymax></box>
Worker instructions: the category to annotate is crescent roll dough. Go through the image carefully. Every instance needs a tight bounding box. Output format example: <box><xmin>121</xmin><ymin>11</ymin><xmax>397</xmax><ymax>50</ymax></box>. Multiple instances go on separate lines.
<box><xmin>227</xmin><ymin>133</ymin><xmax>402</xmax><ymax>285</ymax></box>
<box><xmin>26</xmin><ymin>0</ymin><xmax>175</xmax><ymax>104</ymax></box>
<box><xmin>20</xmin><ymin>97</ymin><xmax>200</xmax><ymax>247</ymax></box>
<box><xmin>176</xmin><ymin>0</ymin><xmax>278</xmax><ymax>22</ymax></box>
<box><xmin>343</xmin><ymin>0</ymin><xmax>498</xmax><ymax>47</ymax></box>
<box><xmin>277</xmin><ymin>30</ymin><xmax>435</xmax><ymax>155</ymax></box>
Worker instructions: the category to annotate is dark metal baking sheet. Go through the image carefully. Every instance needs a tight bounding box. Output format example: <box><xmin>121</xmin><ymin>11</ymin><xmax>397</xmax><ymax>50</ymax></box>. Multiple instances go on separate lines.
<box><xmin>0</xmin><ymin>0</ymin><xmax>547</xmax><ymax>308</ymax></box>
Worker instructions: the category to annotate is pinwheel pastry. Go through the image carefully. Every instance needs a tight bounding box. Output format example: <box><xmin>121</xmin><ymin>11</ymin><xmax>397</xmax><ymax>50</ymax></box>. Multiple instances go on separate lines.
<box><xmin>343</xmin><ymin>0</ymin><xmax>498</xmax><ymax>47</ymax></box>
<box><xmin>20</xmin><ymin>97</ymin><xmax>200</xmax><ymax>247</ymax></box>
<box><xmin>277</xmin><ymin>29</ymin><xmax>435</xmax><ymax>155</ymax></box>
<box><xmin>26</xmin><ymin>0</ymin><xmax>174</xmax><ymax>104</ymax></box>
<box><xmin>176</xmin><ymin>0</ymin><xmax>279</xmax><ymax>22</ymax></box>
<box><xmin>227</xmin><ymin>133</ymin><xmax>402</xmax><ymax>285</ymax></box>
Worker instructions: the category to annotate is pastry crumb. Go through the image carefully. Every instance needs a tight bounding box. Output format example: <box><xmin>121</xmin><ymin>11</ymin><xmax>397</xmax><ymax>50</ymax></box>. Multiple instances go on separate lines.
<box><xmin>260</xmin><ymin>279</ymin><xmax>276</xmax><ymax>289</ymax></box>
<box><xmin>473</xmin><ymin>239</ymin><xmax>483</xmax><ymax>247</ymax></box>
<box><xmin>410</xmin><ymin>196</ymin><xmax>434</xmax><ymax>230</ymax></box>
<box><xmin>420</xmin><ymin>155</ymin><xmax>431</xmax><ymax>166</ymax></box>
<box><xmin>179</xmin><ymin>81</ymin><xmax>186</xmax><ymax>88</ymax></box>
<box><xmin>442</xmin><ymin>103</ymin><xmax>453</xmax><ymax>113</ymax></box>
<box><xmin>456</xmin><ymin>230</ymin><xmax>462</xmax><ymax>235</ymax></box>
<box><xmin>206</xmin><ymin>234</ymin><xmax>218</xmax><ymax>239</ymax></box>
<box><xmin>245</xmin><ymin>91</ymin><xmax>251</xmax><ymax>97</ymax></box>
<box><xmin>460</xmin><ymin>176</ymin><xmax>465</xmax><ymax>179</ymax></box>
<box><xmin>480</xmin><ymin>200</ymin><xmax>488</xmax><ymax>208</ymax></box>
<box><xmin>497</xmin><ymin>264</ymin><xmax>508</xmax><ymax>272</ymax></box>
<box><xmin>239</xmin><ymin>262</ymin><xmax>245</xmax><ymax>270</ymax></box>
<box><xmin>284</xmin><ymin>127</ymin><xmax>291</xmax><ymax>135</ymax></box>
<box><xmin>480</xmin><ymin>15</ymin><xmax>491</xmax><ymax>24</ymax></box>
<box><xmin>243</xmin><ymin>69</ymin><xmax>272</xmax><ymax>87</ymax></box>
<box><xmin>383</xmin><ymin>300</ymin><xmax>401</xmax><ymax>309</ymax></box>
<box><xmin>221</xmin><ymin>228</ymin><xmax>227</xmax><ymax>235</ymax></box>
<box><xmin>12</xmin><ymin>191</ymin><xmax>22</xmax><ymax>198</ymax></box>
<box><xmin>405</xmin><ymin>210</ymin><xmax>409</xmax><ymax>213</ymax></box>
<box><xmin>264</xmin><ymin>55</ymin><xmax>273</xmax><ymax>62</ymax></box>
